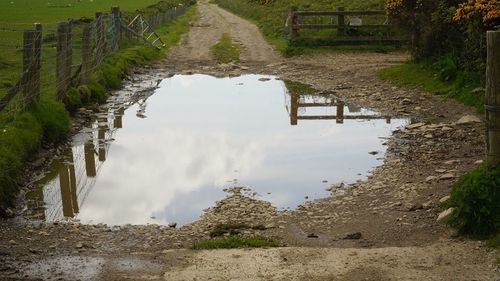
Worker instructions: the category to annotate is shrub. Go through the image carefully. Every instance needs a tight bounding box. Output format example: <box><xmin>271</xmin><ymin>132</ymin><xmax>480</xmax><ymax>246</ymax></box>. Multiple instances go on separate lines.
<box><xmin>446</xmin><ymin>164</ymin><xmax>500</xmax><ymax>237</ymax></box>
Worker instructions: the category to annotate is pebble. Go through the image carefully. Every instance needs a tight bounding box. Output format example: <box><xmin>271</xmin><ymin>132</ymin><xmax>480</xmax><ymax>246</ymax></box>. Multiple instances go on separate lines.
<box><xmin>439</xmin><ymin>173</ymin><xmax>455</xmax><ymax>180</ymax></box>
<box><xmin>437</xmin><ymin>208</ymin><xmax>455</xmax><ymax>223</ymax></box>
<box><xmin>456</xmin><ymin>115</ymin><xmax>481</xmax><ymax>125</ymax></box>
<box><xmin>439</xmin><ymin>195</ymin><xmax>451</xmax><ymax>204</ymax></box>
<box><xmin>425</xmin><ymin>176</ymin><xmax>438</xmax><ymax>182</ymax></box>
<box><xmin>406</xmin><ymin>122</ymin><xmax>425</xmax><ymax>130</ymax></box>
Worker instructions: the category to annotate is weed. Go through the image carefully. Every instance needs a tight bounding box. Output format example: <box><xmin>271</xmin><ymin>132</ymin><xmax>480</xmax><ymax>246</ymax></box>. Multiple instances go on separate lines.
<box><xmin>211</xmin><ymin>33</ymin><xmax>240</xmax><ymax>63</ymax></box>
<box><xmin>192</xmin><ymin>236</ymin><xmax>284</xmax><ymax>250</ymax></box>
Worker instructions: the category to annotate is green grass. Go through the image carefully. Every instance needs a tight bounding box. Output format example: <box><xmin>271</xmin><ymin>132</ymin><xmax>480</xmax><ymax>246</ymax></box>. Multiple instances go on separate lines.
<box><xmin>486</xmin><ymin>233</ymin><xmax>500</xmax><ymax>250</ymax></box>
<box><xmin>209</xmin><ymin>223</ymin><xmax>267</xmax><ymax>237</ymax></box>
<box><xmin>213</xmin><ymin>0</ymin><xmax>387</xmax><ymax>55</ymax></box>
<box><xmin>192</xmin><ymin>236</ymin><xmax>284</xmax><ymax>250</ymax></box>
<box><xmin>0</xmin><ymin>3</ymin><xmax>197</xmax><ymax>216</ymax></box>
<box><xmin>445</xmin><ymin>164</ymin><xmax>500</xmax><ymax>237</ymax></box>
<box><xmin>378</xmin><ymin>60</ymin><xmax>484</xmax><ymax>111</ymax></box>
<box><xmin>211</xmin><ymin>33</ymin><xmax>240</xmax><ymax>63</ymax></box>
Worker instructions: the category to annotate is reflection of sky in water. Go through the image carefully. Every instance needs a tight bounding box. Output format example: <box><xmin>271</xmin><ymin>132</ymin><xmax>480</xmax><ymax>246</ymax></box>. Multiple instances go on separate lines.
<box><xmin>39</xmin><ymin>74</ymin><xmax>409</xmax><ymax>226</ymax></box>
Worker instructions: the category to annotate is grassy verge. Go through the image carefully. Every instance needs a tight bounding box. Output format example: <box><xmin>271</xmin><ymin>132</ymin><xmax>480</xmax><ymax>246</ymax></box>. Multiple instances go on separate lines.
<box><xmin>212</xmin><ymin>0</ymin><xmax>387</xmax><ymax>56</ymax></box>
<box><xmin>378</xmin><ymin>59</ymin><xmax>484</xmax><ymax>111</ymax></box>
<box><xmin>192</xmin><ymin>236</ymin><xmax>284</xmax><ymax>250</ymax></box>
<box><xmin>211</xmin><ymin>33</ymin><xmax>240</xmax><ymax>63</ymax></box>
<box><xmin>0</xmin><ymin>4</ymin><xmax>198</xmax><ymax>216</ymax></box>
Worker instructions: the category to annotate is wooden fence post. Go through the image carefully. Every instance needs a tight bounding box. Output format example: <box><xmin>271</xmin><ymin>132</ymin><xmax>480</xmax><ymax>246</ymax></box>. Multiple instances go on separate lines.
<box><xmin>95</xmin><ymin>12</ymin><xmax>104</xmax><ymax>65</ymax></box>
<box><xmin>289</xmin><ymin>6</ymin><xmax>298</xmax><ymax>41</ymax></box>
<box><xmin>22</xmin><ymin>29</ymin><xmax>35</xmax><ymax>108</ymax></box>
<box><xmin>112</xmin><ymin>6</ymin><xmax>121</xmax><ymax>50</ymax></box>
<box><xmin>486</xmin><ymin>30</ymin><xmax>500</xmax><ymax>166</ymax></box>
<box><xmin>81</xmin><ymin>23</ymin><xmax>92</xmax><ymax>85</ymax></box>
<box><xmin>56</xmin><ymin>22</ymin><xmax>67</xmax><ymax>101</ymax></box>
<box><xmin>337</xmin><ymin>6</ymin><xmax>345</xmax><ymax>36</ymax></box>
<box><xmin>65</xmin><ymin>19</ymin><xmax>73</xmax><ymax>93</ymax></box>
<box><xmin>33</xmin><ymin>23</ymin><xmax>42</xmax><ymax>102</ymax></box>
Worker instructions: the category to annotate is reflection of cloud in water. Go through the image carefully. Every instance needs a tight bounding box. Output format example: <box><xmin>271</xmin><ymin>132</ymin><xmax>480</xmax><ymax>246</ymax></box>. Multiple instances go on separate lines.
<box><xmin>176</xmin><ymin>75</ymin><xmax>194</xmax><ymax>88</ymax></box>
<box><xmin>78</xmin><ymin>128</ymin><xmax>266</xmax><ymax>225</ymax></box>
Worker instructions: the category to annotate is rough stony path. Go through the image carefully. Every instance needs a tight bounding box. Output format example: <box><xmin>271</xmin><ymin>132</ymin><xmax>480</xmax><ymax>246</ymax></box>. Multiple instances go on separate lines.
<box><xmin>167</xmin><ymin>0</ymin><xmax>279</xmax><ymax>63</ymax></box>
<box><xmin>164</xmin><ymin>244</ymin><xmax>496</xmax><ymax>281</ymax></box>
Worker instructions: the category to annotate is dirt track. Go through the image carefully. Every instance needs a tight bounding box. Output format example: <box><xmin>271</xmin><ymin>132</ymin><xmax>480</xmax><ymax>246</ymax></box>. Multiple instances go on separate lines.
<box><xmin>167</xmin><ymin>0</ymin><xmax>279</xmax><ymax>63</ymax></box>
<box><xmin>0</xmin><ymin>1</ymin><xmax>498</xmax><ymax>280</ymax></box>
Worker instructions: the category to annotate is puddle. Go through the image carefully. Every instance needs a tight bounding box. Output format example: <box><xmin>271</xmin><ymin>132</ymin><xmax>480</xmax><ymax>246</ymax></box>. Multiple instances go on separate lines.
<box><xmin>27</xmin><ymin>74</ymin><xmax>408</xmax><ymax>226</ymax></box>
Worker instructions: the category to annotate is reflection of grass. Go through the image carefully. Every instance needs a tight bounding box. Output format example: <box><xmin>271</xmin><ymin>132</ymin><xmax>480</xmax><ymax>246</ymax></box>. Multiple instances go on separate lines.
<box><xmin>192</xmin><ymin>236</ymin><xmax>284</xmax><ymax>250</ymax></box>
<box><xmin>283</xmin><ymin>80</ymin><xmax>317</xmax><ymax>96</ymax></box>
<box><xmin>211</xmin><ymin>33</ymin><xmax>240</xmax><ymax>63</ymax></box>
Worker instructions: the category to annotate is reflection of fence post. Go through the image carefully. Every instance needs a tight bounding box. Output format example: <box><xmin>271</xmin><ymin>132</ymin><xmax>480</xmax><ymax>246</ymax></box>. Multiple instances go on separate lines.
<box><xmin>114</xmin><ymin>108</ymin><xmax>124</xmax><ymax>128</ymax></box>
<box><xmin>288</xmin><ymin>6</ymin><xmax>298</xmax><ymax>41</ymax></box>
<box><xmin>337</xmin><ymin>6</ymin><xmax>345</xmax><ymax>36</ymax></box>
<box><xmin>59</xmin><ymin>167</ymin><xmax>74</xmax><ymax>218</ymax></box>
<box><xmin>68</xmin><ymin>164</ymin><xmax>79</xmax><ymax>214</ymax></box>
<box><xmin>290</xmin><ymin>93</ymin><xmax>298</xmax><ymax>125</ymax></box>
<box><xmin>84</xmin><ymin>143</ymin><xmax>97</xmax><ymax>177</ymax></box>
<box><xmin>22</xmin><ymin>29</ymin><xmax>35</xmax><ymax>108</ymax></box>
<box><xmin>486</xmin><ymin>30</ymin><xmax>500</xmax><ymax>166</ymax></box>
<box><xmin>33</xmin><ymin>23</ymin><xmax>42</xmax><ymax>102</ymax></box>
<box><xmin>336</xmin><ymin>101</ymin><xmax>345</xmax><ymax>124</ymax></box>
<box><xmin>56</xmin><ymin>22</ymin><xmax>67</xmax><ymax>101</ymax></box>
<box><xmin>98</xmin><ymin>126</ymin><xmax>106</xmax><ymax>162</ymax></box>
<box><xmin>112</xmin><ymin>6</ymin><xmax>121</xmax><ymax>50</ymax></box>
<box><xmin>81</xmin><ymin>24</ymin><xmax>92</xmax><ymax>84</ymax></box>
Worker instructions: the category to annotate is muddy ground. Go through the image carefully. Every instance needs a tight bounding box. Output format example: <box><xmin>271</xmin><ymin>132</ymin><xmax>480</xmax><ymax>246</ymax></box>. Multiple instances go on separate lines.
<box><xmin>0</xmin><ymin>0</ymin><xmax>498</xmax><ymax>280</ymax></box>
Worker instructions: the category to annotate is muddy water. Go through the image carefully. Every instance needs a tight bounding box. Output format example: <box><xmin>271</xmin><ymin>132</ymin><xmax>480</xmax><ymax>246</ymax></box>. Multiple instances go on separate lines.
<box><xmin>29</xmin><ymin>74</ymin><xmax>408</xmax><ymax>226</ymax></box>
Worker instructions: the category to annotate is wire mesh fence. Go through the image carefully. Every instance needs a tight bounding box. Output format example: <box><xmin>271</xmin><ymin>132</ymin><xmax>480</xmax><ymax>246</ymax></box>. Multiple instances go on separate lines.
<box><xmin>0</xmin><ymin>3</ymin><xmax>192</xmax><ymax>118</ymax></box>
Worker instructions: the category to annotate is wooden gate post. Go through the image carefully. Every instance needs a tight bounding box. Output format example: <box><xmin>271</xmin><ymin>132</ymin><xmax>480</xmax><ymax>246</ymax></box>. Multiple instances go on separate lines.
<box><xmin>486</xmin><ymin>30</ymin><xmax>500</xmax><ymax>166</ymax></box>
<box><xmin>56</xmin><ymin>22</ymin><xmax>67</xmax><ymax>101</ymax></box>
<box><xmin>288</xmin><ymin>6</ymin><xmax>298</xmax><ymax>41</ymax></box>
<box><xmin>22</xmin><ymin>29</ymin><xmax>35</xmax><ymax>108</ymax></box>
<box><xmin>81</xmin><ymin>24</ymin><xmax>92</xmax><ymax>84</ymax></box>
<box><xmin>337</xmin><ymin>6</ymin><xmax>345</xmax><ymax>36</ymax></box>
<box><xmin>33</xmin><ymin>23</ymin><xmax>42</xmax><ymax>102</ymax></box>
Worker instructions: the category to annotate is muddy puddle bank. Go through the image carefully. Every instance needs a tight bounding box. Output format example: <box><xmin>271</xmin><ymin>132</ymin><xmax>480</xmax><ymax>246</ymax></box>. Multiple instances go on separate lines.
<box><xmin>25</xmin><ymin>74</ymin><xmax>409</xmax><ymax>226</ymax></box>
